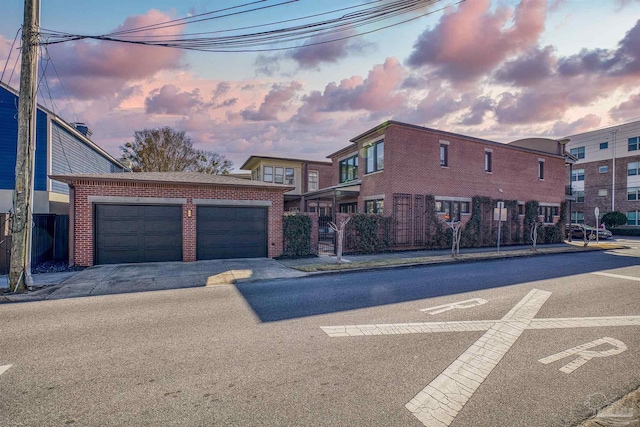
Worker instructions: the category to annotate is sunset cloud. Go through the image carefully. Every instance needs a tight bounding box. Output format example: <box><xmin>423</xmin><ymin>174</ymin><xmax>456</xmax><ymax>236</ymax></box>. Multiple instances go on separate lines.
<box><xmin>145</xmin><ymin>84</ymin><xmax>204</xmax><ymax>115</ymax></box>
<box><xmin>610</xmin><ymin>93</ymin><xmax>640</xmax><ymax>121</ymax></box>
<box><xmin>406</xmin><ymin>0</ymin><xmax>546</xmax><ymax>82</ymax></box>
<box><xmin>241</xmin><ymin>81</ymin><xmax>303</xmax><ymax>121</ymax></box>
<box><xmin>288</xmin><ymin>31</ymin><xmax>372</xmax><ymax>69</ymax></box>
<box><xmin>45</xmin><ymin>10</ymin><xmax>185</xmax><ymax>100</ymax></box>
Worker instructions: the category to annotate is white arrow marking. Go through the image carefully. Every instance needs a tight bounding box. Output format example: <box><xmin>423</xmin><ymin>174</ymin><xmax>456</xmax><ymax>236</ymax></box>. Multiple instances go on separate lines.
<box><xmin>321</xmin><ymin>289</ymin><xmax>640</xmax><ymax>427</ymax></box>
<box><xmin>0</xmin><ymin>365</ymin><xmax>12</xmax><ymax>376</ymax></box>
<box><xmin>420</xmin><ymin>298</ymin><xmax>487</xmax><ymax>315</ymax></box>
<box><xmin>539</xmin><ymin>337</ymin><xmax>627</xmax><ymax>374</ymax></box>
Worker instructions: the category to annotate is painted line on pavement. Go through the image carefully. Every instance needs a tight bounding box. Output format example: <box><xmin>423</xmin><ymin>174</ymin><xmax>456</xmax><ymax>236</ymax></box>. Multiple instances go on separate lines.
<box><xmin>593</xmin><ymin>272</ymin><xmax>640</xmax><ymax>282</ymax></box>
<box><xmin>0</xmin><ymin>365</ymin><xmax>12</xmax><ymax>376</ymax></box>
<box><xmin>321</xmin><ymin>289</ymin><xmax>640</xmax><ymax>427</ymax></box>
<box><xmin>420</xmin><ymin>298</ymin><xmax>487</xmax><ymax>315</ymax></box>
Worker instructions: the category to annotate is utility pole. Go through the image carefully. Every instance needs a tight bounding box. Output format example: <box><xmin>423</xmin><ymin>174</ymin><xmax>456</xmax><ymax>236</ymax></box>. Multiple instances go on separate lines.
<box><xmin>9</xmin><ymin>0</ymin><xmax>40</xmax><ymax>292</ymax></box>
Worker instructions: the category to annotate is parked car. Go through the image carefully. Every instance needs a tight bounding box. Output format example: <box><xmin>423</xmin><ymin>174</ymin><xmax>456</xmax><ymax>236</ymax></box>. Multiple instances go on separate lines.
<box><xmin>570</xmin><ymin>224</ymin><xmax>613</xmax><ymax>240</ymax></box>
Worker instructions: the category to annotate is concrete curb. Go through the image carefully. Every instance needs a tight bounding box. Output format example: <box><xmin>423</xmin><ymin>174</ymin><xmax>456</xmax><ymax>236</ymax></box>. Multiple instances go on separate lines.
<box><xmin>292</xmin><ymin>244</ymin><xmax>626</xmax><ymax>276</ymax></box>
<box><xmin>580</xmin><ymin>385</ymin><xmax>640</xmax><ymax>426</ymax></box>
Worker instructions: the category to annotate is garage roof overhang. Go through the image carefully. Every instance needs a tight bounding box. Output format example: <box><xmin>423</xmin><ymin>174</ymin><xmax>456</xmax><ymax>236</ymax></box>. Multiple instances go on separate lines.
<box><xmin>49</xmin><ymin>172</ymin><xmax>294</xmax><ymax>192</ymax></box>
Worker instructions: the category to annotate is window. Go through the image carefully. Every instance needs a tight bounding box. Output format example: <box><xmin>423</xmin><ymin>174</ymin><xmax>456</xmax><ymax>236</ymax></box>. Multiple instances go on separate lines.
<box><xmin>572</xmin><ymin>169</ymin><xmax>585</xmax><ymax>181</ymax></box>
<box><xmin>517</xmin><ymin>203</ymin><xmax>525</xmax><ymax>216</ymax></box>
<box><xmin>538</xmin><ymin>205</ymin><xmax>559</xmax><ymax>223</ymax></box>
<box><xmin>575</xmin><ymin>190</ymin><xmax>585</xmax><ymax>203</ymax></box>
<box><xmin>285</xmin><ymin>168</ymin><xmax>294</xmax><ymax>185</ymax></box>
<box><xmin>598</xmin><ymin>189</ymin><xmax>608</xmax><ymax>197</ymax></box>
<box><xmin>599</xmin><ymin>165</ymin><xmax>609</xmax><ymax>173</ymax></box>
<box><xmin>339</xmin><ymin>155</ymin><xmax>358</xmax><ymax>183</ymax></box>
<box><xmin>629</xmin><ymin>137</ymin><xmax>639</xmax><ymax>152</ymax></box>
<box><xmin>628</xmin><ymin>187</ymin><xmax>640</xmax><ymax>201</ymax></box>
<box><xmin>339</xmin><ymin>202</ymin><xmax>358</xmax><ymax>213</ymax></box>
<box><xmin>365</xmin><ymin>199</ymin><xmax>384</xmax><ymax>214</ymax></box>
<box><xmin>538</xmin><ymin>160</ymin><xmax>545</xmax><ymax>180</ymax></box>
<box><xmin>484</xmin><ymin>151</ymin><xmax>492</xmax><ymax>173</ymax></box>
<box><xmin>308</xmin><ymin>170</ymin><xmax>318</xmax><ymax>191</ymax></box>
<box><xmin>600</xmin><ymin>142</ymin><xmax>608</xmax><ymax>150</ymax></box>
<box><xmin>435</xmin><ymin>199</ymin><xmax>470</xmax><ymax>222</ymax></box>
<box><xmin>263</xmin><ymin>166</ymin><xmax>273</xmax><ymax>182</ymax></box>
<box><xmin>571</xmin><ymin>212</ymin><xmax>584</xmax><ymax>224</ymax></box>
<box><xmin>627</xmin><ymin>211</ymin><xmax>639</xmax><ymax>226</ymax></box>
<box><xmin>274</xmin><ymin>167</ymin><xmax>284</xmax><ymax>184</ymax></box>
<box><xmin>440</xmin><ymin>143</ymin><xmax>449</xmax><ymax>167</ymax></box>
<box><xmin>628</xmin><ymin>162</ymin><xmax>640</xmax><ymax>176</ymax></box>
<box><xmin>570</xmin><ymin>146</ymin><xmax>585</xmax><ymax>159</ymax></box>
<box><xmin>252</xmin><ymin>168</ymin><xmax>260</xmax><ymax>181</ymax></box>
<box><xmin>366</xmin><ymin>140</ymin><xmax>384</xmax><ymax>173</ymax></box>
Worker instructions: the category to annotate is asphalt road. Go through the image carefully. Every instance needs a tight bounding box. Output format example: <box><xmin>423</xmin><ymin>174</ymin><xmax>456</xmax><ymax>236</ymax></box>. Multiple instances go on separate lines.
<box><xmin>2</xmin><ymin>245</ymin><xmax>640</xmax><ymax>426</ymax></box>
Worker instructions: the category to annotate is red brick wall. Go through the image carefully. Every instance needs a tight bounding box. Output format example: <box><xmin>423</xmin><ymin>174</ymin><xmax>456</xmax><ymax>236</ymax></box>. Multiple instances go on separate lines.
<box><xmin>69</xmin><ymin>180</ymin><xmax>285</xmax><ymax>266</ymax></box>
<box><xmin>330</xmin><ymin>124</ymin><xmax>566</xmax><ymax>216</ymax></box>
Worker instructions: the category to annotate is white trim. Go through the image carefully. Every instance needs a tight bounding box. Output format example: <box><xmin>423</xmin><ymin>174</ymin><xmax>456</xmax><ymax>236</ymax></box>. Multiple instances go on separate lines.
<box><xmin>484</xmin><ymin>147</ymin><xmax>493</xmax><ymax>152</ymax></box>
<box><xmin>364</xmin><ymin>169</ymin><xmax>384</xmax><ymax>177</ymax></box>
<box><xmin>88</xmin><ymin>196</ymin><xmax>187</xmax><ymax>205</ymax></box>
<box><xmin>362</xmin><ymin>134</ymin><xmax>385</xmax><ymax>148</ymax></box>
<box><xmin>434</xmin><ymin>196</ymin><xmax>472</xmax><ymax>202</ymax></box>
<box><xmin>193</xmin><ymin>199</ymin><xmax>272</xmax><ymax>207</ymax></box>
<box><xmin>439</xmin><ymin>139</ymin><xmax>450</xmax><ymax>145</ymax></box>
<box><xmin>363</xmin><ymin>194</ymin><xmax>385</xmax><ymax>201</ymax></box>
<box><xmin>338</xmin><ymin>151</ymin><xmax>359</xmax><ymax>162</ymax></box>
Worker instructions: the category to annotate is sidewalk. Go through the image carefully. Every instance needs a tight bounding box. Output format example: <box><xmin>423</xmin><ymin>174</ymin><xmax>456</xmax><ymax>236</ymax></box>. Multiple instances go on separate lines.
<box><xmin>0</xmin><ymin>240</ymin><xmax>628</xmax><ymax>303</ymax></box>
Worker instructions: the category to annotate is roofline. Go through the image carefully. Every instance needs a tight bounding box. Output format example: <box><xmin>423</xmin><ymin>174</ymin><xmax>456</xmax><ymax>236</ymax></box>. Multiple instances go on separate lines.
<box><xmin>49</xmin><ymin>173</ymin><xmax>295</xmax><ymax>191</ymax></box>
<box><xmin>0</xmin><ymin>82</ymin><xmax>126</xmax><ymax>170</ymax></box>
<box><xmin>328</xmin><ymin>120</ymin><xmax>565</xmax><ymax>160</ymax></box>
<box><xmin>240</xmin><ymin>155</ymin><xmax>332</xmax><ymax>170</ymax></box>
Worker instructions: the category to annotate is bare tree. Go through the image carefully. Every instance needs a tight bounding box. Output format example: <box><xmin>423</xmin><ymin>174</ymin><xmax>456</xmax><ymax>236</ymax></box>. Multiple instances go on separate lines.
<box><xmin>530</xmin><ymin>220</ymin><xmax>541</xmax><ymax>251</ymax></box>
<box><xmin>120</xmin><ymin>127</ymin><xmax>232</xmax><ymax>173</ymax></box>
<box><xmin>196</xmin><ymin>151</ymin><xmax>233</xmax><ymax>175</ymax></box>
<box><xmin>329</xmin><ymin>216</ymin><xmax>351</xmax><ymax>264</ymax></box>
<box><xmin>445</xmin><ymin>220</ymin><xmax>463</xmax><ymax>257</ymax></box>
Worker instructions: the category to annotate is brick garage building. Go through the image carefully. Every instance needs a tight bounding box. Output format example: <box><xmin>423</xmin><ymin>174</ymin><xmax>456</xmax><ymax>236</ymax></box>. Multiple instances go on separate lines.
<box><xmin>50</xmin><ymin>172</ymin><xmax>292</xmax><ymax>266</ymax></box>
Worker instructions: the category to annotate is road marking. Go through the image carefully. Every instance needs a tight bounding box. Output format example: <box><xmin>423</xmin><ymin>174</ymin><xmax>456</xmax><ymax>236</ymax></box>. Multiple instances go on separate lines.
<box><xmin>321</xmin><ymin>289</ymin><xmax>640</xmax><ymax>427</ymax></box>
<box><xmin>0</xmin><ymin>365</ymin><xmax>12</xmax><ymax>376</ymax></box>
<box><xmin>538</xmin><ymin>337</ymin><xmax>627</xmax><ymax>374</ymax></box>
<box><xmin>420</xmin><ymin>298</ymin><xmax>487</xmax><ymax>315</ymax></box>
<box><xmin>593</xmin><ymin>272</ymin><xmax>640</xmax><ymax>282</ymax></box>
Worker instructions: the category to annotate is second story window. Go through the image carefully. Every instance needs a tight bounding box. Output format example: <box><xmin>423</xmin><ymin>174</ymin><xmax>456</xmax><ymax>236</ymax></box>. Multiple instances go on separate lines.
<box><xmin>570</xmin><ymin>146</ymin><xmax>585</xmax><ymax>159</ymax></box>
<box><xmin>575</xmin><ymin>190</ymin><xmax>585</xmax><ymax>203</ymax></box>
<box><xmin>308</xmin><ymin>170</ymin><xmax>318</xmax><ymax>191</ymax></box>
<box><xmin>538</xmin><ymin>159</ymin><xmax>545</xmax><ymax>180</ymax></box>
<box><xmin>484</xmin><ymin>150</ymin><xmax>492</xmax><ymax>173</ymax></box>
<box><xmin>285</xmin><ymin>168</ymin><xmax>294</xmax><ymax>185</ymax></box>
<box><xmin>572</xmin><ymin>169</ymin><xmax>585</xmax><ymax>181</ymax></box>
<box><xmin>599</xmin><ymin>165</ymin><xmax>609</xmax><ymax>173</ymax></box>
<box><xmin>629</xmin><ymin>137</ymin><xmax>639</xmax><ymax>152</ymax></box>
<box><xmin>263</xmin><ymin>166</ymin><xmax>273</xmax><ymax>182</ymax></box>
<box><xmin>440</xmin><ymin>142</ymin><xmax>449</xmax><ymax>167</ymax></box>
<box><xmin>628</xmin><ymin>162</ymin><xmax>640</xmax><ymax>176</ymax></box>
<box><xmin>365</xmin><ymin>140</ymin><xmax>384</xmax><ymax>173</ymax></box>
<box><xmin>275</xmin><ymin>167</ymin><xmax>284</xmax><ymax>184</ymax></box>
<box><xmin>600</xmin><ymin>142</ymin><xmax>608</xmax><ymax>150</ymax></box>
<box><xmin>339</xmin><ymin>155</ymin><xmax>358</xmax><ymax>183</ymax></box>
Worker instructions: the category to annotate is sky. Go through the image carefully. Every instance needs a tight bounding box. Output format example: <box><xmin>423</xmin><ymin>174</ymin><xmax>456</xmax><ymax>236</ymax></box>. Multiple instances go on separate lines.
<box><xmin>1</xmin><ymin>0</ymin><xmax>640</xmax><ymax>170</ymax></box>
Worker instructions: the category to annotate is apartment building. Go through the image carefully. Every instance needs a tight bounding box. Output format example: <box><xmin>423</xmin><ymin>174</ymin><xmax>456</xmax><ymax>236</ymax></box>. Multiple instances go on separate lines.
<box><xmin>564</xmin><ymin>120</ymin><xmax>640</xmax><ymax>226</ymax></box>
<box><xmin>240</xmin><ymin>155</ymin><xmax>333</xmax><ymax>213</ymax></box>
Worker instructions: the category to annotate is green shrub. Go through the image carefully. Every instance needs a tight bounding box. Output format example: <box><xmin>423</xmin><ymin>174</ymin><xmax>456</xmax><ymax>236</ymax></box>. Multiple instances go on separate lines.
<box><xmin>345</xmin><ymin>213</ymin><xmax>391</xmax><ymax>253</ymax></box>
<box><xmin>609</xmin><ymin>227</ymin><xmax>640</xmax><ymax>236</ymax></box>
<box><xmin>602</xmin><ymin>211</ymin><xmax>627</xmax><ymax>228</ymax></box>
<box><xmin>282</xmin><ymin>214</ymin><xmax>313</xmax><ymax>258</ymax></box>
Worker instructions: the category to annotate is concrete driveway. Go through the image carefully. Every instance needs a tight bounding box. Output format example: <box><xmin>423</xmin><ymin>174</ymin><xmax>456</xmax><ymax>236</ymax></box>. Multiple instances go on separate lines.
<box><xmin>3</xmin><ymin>258</ymin><xmax>307</xmax><ymax>302</ymax></box>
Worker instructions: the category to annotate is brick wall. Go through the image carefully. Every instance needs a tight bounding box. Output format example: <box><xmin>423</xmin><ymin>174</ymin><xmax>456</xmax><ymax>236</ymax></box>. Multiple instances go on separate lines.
<box><xmin>572</xmin><ymin>155</ymin><xmax>640</xmax><ymax>224</ymax></box>
<box><xmin>69</xmin><ymin>180</ymin><xmax>285</xmax><ymax>266</ymax></box>
<box><xmin>329</xmin><ymin>124</ymin><xmax>566</xmax><ymax>217</ymax></box>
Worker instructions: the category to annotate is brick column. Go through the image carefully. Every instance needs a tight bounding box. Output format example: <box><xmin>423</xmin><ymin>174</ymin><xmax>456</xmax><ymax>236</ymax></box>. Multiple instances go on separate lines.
<box><xmin>183</xmin><ymin>200</ymin><xmax>197</xmax><ymax>262</ymax></box>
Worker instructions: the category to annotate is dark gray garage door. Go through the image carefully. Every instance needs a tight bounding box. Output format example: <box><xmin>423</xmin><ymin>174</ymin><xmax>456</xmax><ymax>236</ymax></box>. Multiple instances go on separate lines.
<box><xmin>95</xmin><ymin>204</ymin><xmax>182</xmax><ymax>265</ymax></box>
<box><xmin>197</xmin><ymin>206</ymin><xmax>267</xmax><ymax>260</ymax></box>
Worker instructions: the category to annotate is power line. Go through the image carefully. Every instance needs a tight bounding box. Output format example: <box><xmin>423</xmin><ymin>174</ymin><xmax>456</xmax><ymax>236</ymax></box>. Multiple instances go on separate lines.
<box><xmin>39</xmin><ymin>0</ymin><xmax>449</xmax><ymax>52</ymax></box>
<box><xmin>1</xmin><ymin>27</ymin><xmax>21</xmax><ymax>83</ymax></box>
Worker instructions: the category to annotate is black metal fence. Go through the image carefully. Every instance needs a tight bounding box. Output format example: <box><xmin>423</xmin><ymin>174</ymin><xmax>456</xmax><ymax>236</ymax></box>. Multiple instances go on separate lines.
<box><xmin>0</xmin><ymin>213</ymin><xmax>69</xmax><ymax>274</ymax></box>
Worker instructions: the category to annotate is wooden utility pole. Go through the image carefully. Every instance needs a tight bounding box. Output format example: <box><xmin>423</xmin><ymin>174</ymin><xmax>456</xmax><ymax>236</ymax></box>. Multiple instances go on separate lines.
<box><xmin>9</xmin><ymin>0</ymin><xmax>40</xmax><ymax>292</ymax></box>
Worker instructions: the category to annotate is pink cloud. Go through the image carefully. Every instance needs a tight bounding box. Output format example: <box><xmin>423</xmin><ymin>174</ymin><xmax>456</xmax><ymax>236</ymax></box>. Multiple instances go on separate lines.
<box><xmin>288</xmin><ymin>30</ymin><xmax>372</xmax><ymax>69</ymax></box>
<box><xmin>552</xmin><ymin>114</ymin><xmax>602</xmax><ymax>136</ymax></box>
<box><xmin>45</xmin><ymin>9</ymin><xmax>185</xmax><ymax>100</ymax></box>
<box><xmin>494</xmin><ymin>46</ymin><xmax>555</xmax><ymax>86</ymax></box>
<box><xmin>294</xmin><ymin>57</ymin><xmax>406</xmax><ymax>123</ymax></box>
<box><xmin>145</xmin><ymin>84</ymin><xmax>204</xmax><ymax>115</ymax></box>
<box><xmin>406</xmin><ymin>0</ymin><xmax>546</xmax><ymax>82</ymax></box>
<box><xmin>610</xmin><ymin>93</ymin><xmax>640</xmax><ymax>121</ymax></box>
<box><xmin>241</xmin><ymin>81</ymin><xmax>303</xmax><ymax>121</ymax></box>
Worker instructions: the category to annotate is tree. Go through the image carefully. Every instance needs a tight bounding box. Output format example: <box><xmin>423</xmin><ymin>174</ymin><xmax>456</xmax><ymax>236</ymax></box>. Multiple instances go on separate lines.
<box><xmin>196</xmin><ymin>151</ymin><xmax>233</xmax><ymax>175</ymax></box>
<box><xmin>120</xmin><ymin>127</ymin><xmax>233</xmax><ymax>174</ymax></box>
<box><xmin>329</xmin><ymin>216</ymin><xmax>351</xmax><ymax>264</ymax></box>
<box><xmin>601</xmin><ymin>211</ymin><xmax>627</xmax><ymax>228</ymax></box>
